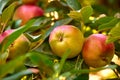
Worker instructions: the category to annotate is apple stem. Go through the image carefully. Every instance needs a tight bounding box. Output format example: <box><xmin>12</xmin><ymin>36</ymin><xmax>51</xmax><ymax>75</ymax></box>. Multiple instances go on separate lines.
<box><xmin>59</xmin><ymin>36</ymin><xmax>63</xmax><ymax>42</ymax></box>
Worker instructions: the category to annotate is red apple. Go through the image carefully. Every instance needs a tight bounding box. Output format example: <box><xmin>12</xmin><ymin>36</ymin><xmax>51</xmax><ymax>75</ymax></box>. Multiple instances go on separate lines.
<box><xmin>0</xmin><ymin>30</ymin><xmax>30</xmax><ymax>60</ymax></box>
<box><xmin>82</xmin><ymin>34</ymin><xmax>115</xmax><ymax>68</ymax></box>
<box><xmin>22</xmin><ymin>0</ymin><xmax>38</xmax><ymax>4</ymax></box>
<box><xmin>13</xmin><ymin>4</ymin><xmax>44</xmax><ymax>25</ymax></box>
<box><xmin>0</xmin><ymin>30</ymin><xmax>13</xmax><ymax>43</ymax></box>
<box><xmin>49</xmin><ymin>25</ymin><xmax>84</xmax><ymax>58</ymax></box>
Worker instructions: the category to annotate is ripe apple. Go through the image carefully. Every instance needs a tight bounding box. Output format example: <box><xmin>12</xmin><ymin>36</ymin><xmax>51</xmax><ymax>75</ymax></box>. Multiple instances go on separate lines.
<box><xmin>0</xmin><ymin>30</ymin><xmax>30</xmax><ymax>60</ymax></box>
<box><xmin>22</xmin><ymin>0</ymin><xmax>38</xmax><ymax>4</ymax></box>
<box><xmin>13</xmin><ymin>4</ymin><xmax>44</xmax><ymax>25</ymax></box>
<box><xmin>82</xmin><ymin>34</ymin><xmax>115</xmax><ymax>68</ymax></box>
<box><xmin>49</xmin><ymin>25</ymin><xmax>84</xmax><ymax>58</ymax></box>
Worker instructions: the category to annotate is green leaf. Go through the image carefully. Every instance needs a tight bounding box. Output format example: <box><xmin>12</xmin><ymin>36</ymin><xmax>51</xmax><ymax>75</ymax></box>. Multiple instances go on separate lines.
<box><xmin>66</xmin><ymin>0</ymin><xmax>81</xmax><ymax>10</ymax></box>
<box><xmin>89</xmin><ymin>17</ymin><xmax>115</xmax><ymax>29</ymax></box>
<box><xmin>0</xmin><ymin>50</ymin><xmax>9</xmax><ymax>65</ymax></box>
<box><xmin>0</xmin><ymin>2</ymin><xmax>17</xmax><ymax>32</ymax></box>
<box><xmin>0</xmin><ymin>19</ymin><xmax>36</xmax><ymax>53</ymax></box>
<box><xmin>2</xmin><ymin>69</ymin><xmax>38</xmax><ymax>80</ymax></box>
<box><xmin>27</xmin><ymin>17</ymin><xmax>52</xmax><ymax>32</ymax></box>
<box><xmin>0</xmin><ymin>55</ymin><xmax>26</xmax><ymax>78</ymax></box>
<box><xmin>107</xmin><ymin>22</ymin><xmax>120</xmax><ymax>43</ymax></box>
<box><xmin>0</xmin><ymin>0</ymin><xmax>10</xmax><ymax>15</ymax></box>
<box><xmin>68</xmin><ymin>6</ymin><xmax>93</xmax><ymax>23</ymax></box>
<box><xmin>80</xmin><ymin>0</ymin><xmax>95</xmax><ymax>6</ymax></box>
<box><xmin>98</xmin><ymin>18</ymin><xmax>119</xmax><ymax>31</ymax></box>
<box><xmin>71</xmin><ymin>65</ymin><xmax>117</xmax><ymax>74</ymax></box>
<box><xmin>57</xmin><ymin>49</ymin><xmax>71</xmax><ymax>75</ymax></box>
<box><xmin>28</xmin><ymin>51</ymin><xmax>54</xmax><ymax>76</ymax></box>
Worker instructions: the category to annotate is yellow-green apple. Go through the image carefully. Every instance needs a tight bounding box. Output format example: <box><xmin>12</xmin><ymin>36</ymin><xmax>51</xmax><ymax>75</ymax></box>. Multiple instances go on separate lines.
<box><xmin>82</xmin><ymin>34</ymin><xmax>115</xmax><ymax>68</ymax></box>
<box><xmin>13</xmin><ymin>4</ymin><xmax>44</xmax><ymax>25</ymax></box>
<box><xmin>22</xmin><ymin>0</ymin><xmax>38</xmax><ymax>4</ymax></box>
<box><xmin>49</xmin><ymin>25</ymin><xmax>84</xmax><ymax>58</ymax></box>
<box><xmin>0</xmin><ymin>29</ymin><xmax>30</xmax><ymax>60</ymax></box>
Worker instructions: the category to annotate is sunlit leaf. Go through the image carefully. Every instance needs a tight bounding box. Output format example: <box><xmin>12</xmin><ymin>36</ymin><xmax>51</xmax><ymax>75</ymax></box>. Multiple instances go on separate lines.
<box><xmin>107</xmin><ymin>22</ymin><xmax>120</xmax><ymax>43</ymax></box>
<box><xmin>68</xmin><ymin>6</ymin><xmax>93</xmax><ymax>23</ymax></box>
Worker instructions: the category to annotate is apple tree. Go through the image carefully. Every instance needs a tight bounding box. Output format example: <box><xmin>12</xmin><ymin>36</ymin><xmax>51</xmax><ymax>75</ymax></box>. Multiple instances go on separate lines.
<box><xmin>0</xmin><ymin>0</ymin><xmax>120</xmax><ymax>80</ymax></box>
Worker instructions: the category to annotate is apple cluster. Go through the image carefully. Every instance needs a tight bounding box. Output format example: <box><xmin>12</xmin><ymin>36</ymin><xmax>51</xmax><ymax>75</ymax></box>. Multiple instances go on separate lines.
<box><xmin>13</xmin><ymin>0</ymin><xmax>44</xmax><ymax>25</ymax></box>
<box><xmin>49</xmin><ymin>25</ymin><xmax>115</xmax><ymax>68</ymax></box>
<box><xmin>2</xmin><ymin>0</ymin><xmax>115</xmax><ymax>68</ymax></box>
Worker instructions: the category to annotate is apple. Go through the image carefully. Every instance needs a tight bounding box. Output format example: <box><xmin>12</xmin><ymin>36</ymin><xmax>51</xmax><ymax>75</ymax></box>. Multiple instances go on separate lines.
<box><xmin>13</xmin><ymin>4</ymin><xmax>44</xmax><ymax>25</ymax></box>
<box><xmin>8</xmin><ymin>34</ymin><xmax>30</xmax><ymax>60</ymax></box>
<box><xmin>22</xmin><ymin>0</ymin><xmax>38</xmax><ymax>4</ymax></box>
<box><xmin>0</xmin><ymin>30</ymin><xmax>30</xmax><ymax>60</ymax></box>
<box><xmin>0</xmin><ymin>30</ymin><xmax>13</xmax><ymax>43</ymax></box>
<box><xmin>49</xmin><ymin>25</ymin><xmax>84</xmax><ymax>58</ymax></box>
<box><xmin>82</xmin><ymin>34</ymin><xmax>115</xmax><ymax>68</ymax></box>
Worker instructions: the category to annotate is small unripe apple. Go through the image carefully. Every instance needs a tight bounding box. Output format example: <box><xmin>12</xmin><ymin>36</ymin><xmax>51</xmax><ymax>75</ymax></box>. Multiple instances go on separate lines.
<box><xmin>13</xmin><ymin>4</ymin><xmax>44</xmax><ymax>25</ymax></box>
<box><xmin>49</xmin><ymin>25</ymin><xmax>84</xmax><ymax>58</ymax></box>
<box><xmin>82</xmin><ymin>34</ymin><xmax>115</xmax><ymax>68</ymax></box>
<box><xmin>22</xmin><ymin>0</ymin><xmax>38</xmax><ymax>4</ymax></box>
<box><xmin>0</xmin><ymin>30</ymin><xmax>30</xmax><ymax>60</ymax></box>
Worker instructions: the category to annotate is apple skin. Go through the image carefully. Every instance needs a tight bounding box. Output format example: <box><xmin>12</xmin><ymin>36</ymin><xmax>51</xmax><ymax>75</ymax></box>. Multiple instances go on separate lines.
<box><xmin>0</xmin><ymin>30</ymin><xmax>30</xmax><ymax>60</ymax></box>
<box><xmin>0</xmin><ymin>30</ymin><xmax>13</xmax><ymax>43</ymax></box>
<box><xmin>49</xmin><ymin>25</ymin><xmax>84</xmax><ymax>58</ymax></box>
<box><xmin>82</xmin><ymin>34</ymin><xmax>115</xmax><ymax>68</ymax></box>
<box><xmin>22</xmin><ymin>0</ymin><xmax>38</xmax><ymax>4</ymax></box>
<box><xmin>8</xmin><ymin>34</ymin><xmax>30</xmax><ymax>60</ymax></box>
<box><xmin>13</xmin><ymin>4</ymin><xmax>44</xmax><ymax>25</ymax></box>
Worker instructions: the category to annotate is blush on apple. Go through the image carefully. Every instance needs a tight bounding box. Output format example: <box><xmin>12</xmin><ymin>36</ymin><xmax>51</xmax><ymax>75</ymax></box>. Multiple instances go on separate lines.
<box><xmin>82</xmin><ymin>34</ymin><xmax>115</xmax><ymax>68</ymax></box>
<box><xmin>13</xmin><ymin>4</ymin><xmax>44</xmax><ymax>25</ymax></box>
<box><xmin>0</xmin><ymin>30</ymin><xmax>13</xmax><ymax>43</ymax></box>
<box><xmin>49</xmin><ymin>25</ymin><xmax>84</xmax><ymax>58</ymax></box>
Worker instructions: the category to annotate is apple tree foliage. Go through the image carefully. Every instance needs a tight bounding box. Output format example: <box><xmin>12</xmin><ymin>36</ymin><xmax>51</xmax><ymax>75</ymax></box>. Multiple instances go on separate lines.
<box><xmin>0</xmin><ymin>0</ymin><xmax>120</xmax><ymax>80</ymax></box>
